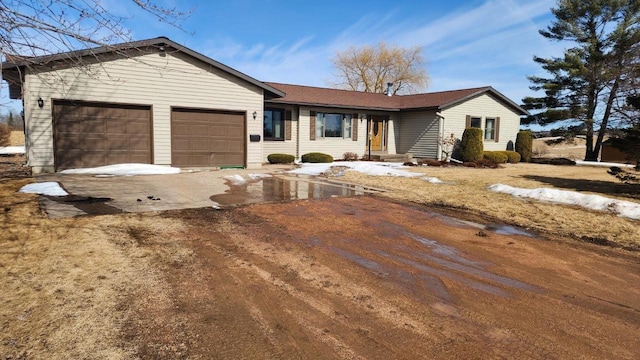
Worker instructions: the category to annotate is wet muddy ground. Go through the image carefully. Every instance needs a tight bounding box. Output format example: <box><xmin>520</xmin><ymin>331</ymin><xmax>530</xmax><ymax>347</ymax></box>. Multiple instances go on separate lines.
<box><xmin>128</xmin><ymin>196</ymin><xmax>640</xmax><ymax>359</ymax></box>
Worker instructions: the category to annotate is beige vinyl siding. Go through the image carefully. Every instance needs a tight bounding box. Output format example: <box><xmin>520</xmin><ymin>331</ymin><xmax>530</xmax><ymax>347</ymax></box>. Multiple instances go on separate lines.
<box><xmin>396</xmin><ymin>111</ymin><xmax>440</xmax><ymax>159</ymax></box>
<box><xmin>441</xmin><ymin>93</ymin><xmax>521</xmax><ymax>153</ymax></box>
<box><xmin>263</xmin><ymin>107</ymin><xmax>298</xmax><ymax>161</ymax></box>
<box><xmin>23</xmin><ymin>50</ymin><xmax>264</xmax><ymax>171</ymax></box>
<box><xmin>298</xmin><ymin>107</ymin><xmax>368</xmax><ymax>160</ymax></box>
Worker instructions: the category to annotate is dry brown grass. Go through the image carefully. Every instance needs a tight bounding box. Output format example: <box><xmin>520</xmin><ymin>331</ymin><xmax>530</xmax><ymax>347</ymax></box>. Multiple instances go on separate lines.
<box><xmin>531</xmin><ymin>136</ymin><xmax>608</xmax><ymax>160</ymax></box>
<box><xmin>341</xmin><ymin>163</ymin><xmax>640</xmax><ymax>250</ymax></box>
<box><xmin>0</xmin><ymin>178</ymin><xmax>187</xmax><ymax>359</ymax></box>
<box><xmin>9</xmin><ymin>131</ymin><xmax>25</xmax><ymax>146</ymax></box>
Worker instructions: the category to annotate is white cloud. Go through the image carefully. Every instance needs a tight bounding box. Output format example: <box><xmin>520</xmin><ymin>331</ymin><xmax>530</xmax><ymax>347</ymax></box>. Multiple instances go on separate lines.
<box><xmin>196</xmin><ymin>0</ymin><xmax>559</xmax><ymax>103</ymax></box>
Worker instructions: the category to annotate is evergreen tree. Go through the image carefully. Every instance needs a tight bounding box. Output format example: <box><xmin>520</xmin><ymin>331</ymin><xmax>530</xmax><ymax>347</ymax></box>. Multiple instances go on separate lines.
<box><xmin>7</xmin><ymin>112</ymin><xmax>15</xmax><ymax>130</ymax></box>
<box><xmin>522</xmin><ymin>0</ymin><xmax>640</xmax><ymax>161</ymax></box>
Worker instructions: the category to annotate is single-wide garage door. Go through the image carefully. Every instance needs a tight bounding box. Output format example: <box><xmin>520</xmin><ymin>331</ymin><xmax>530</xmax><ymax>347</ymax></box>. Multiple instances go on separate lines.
<box><xmin>53</xmin><ymin>100</ymin><xmax>152</xmax><ymax>170</ymax></box>
<box><xmin>171</xmin><ymin>108</ymin><xmax>245</xmax><ymax>167</ymax></box>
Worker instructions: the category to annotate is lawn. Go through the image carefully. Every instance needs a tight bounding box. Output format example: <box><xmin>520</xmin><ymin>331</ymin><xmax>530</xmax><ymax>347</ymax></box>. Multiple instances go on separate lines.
<box><xmin>341</xmin><ymin>162</ymin><xmax>640</xmax><ymax>250</ymax></box>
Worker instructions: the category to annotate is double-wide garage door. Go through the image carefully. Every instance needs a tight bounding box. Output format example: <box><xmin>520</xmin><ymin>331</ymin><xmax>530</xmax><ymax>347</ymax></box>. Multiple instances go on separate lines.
<box><xmin>53</xmin><ymin>100</ymin><xmax>152</xmax><ymax>170</ymax></box>
<box><xmin>171</xmin><ymin>108</ymin><xmax>246</xmax><ymax>168</ymax></box>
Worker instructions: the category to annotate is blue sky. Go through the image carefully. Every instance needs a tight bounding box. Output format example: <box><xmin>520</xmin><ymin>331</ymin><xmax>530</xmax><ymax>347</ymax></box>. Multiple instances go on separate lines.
<box><xmin>2</xmin><ymin>0</ymin><xmax>561</xmax><ymax>119</ymax></box>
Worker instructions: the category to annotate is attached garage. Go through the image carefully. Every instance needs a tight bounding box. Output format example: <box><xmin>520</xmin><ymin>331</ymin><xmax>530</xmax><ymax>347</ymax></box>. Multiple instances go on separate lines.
<box><xmin>53</xmin><ymin>100</ymin><xmax>152</xmax><ymax>170</ymax></box>
<box><xmin>1</xmin><ymin>37</ymin><xmax>285</xmax><ymax>173</ymax></box>
<box><xmin>171</xmin><ymin>108</ymin><xmax>246</xmax><ymax>167</ymax></box>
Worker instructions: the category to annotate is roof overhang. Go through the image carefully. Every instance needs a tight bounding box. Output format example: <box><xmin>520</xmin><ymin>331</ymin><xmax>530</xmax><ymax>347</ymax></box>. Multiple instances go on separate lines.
<box><xmin>265</xmin><ymin>99</ymin><xmax>400</xmax><ymax>112</ymax></box>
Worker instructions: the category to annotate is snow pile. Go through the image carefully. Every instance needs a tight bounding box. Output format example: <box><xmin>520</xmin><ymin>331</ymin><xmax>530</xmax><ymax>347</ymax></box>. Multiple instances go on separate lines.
<box><xmin>19</xmin><ymin>182</ymin><xmax>68</xmax><ymax>196</ymax></box>
<box><xmin>489</xmin><ymin>184</ymin><xmax>640</xmax><ymax>220</ymax></box>
<box><xmin>224</xmin><ymin>174</ymin><xmax>247</xmax><ymax>185</ymax></box>
<box><xmin>60</xmin><ymin>163</ymin><xmax>181</xmax><ymax>176</ymax></box>
<box><xmin>224</xmin><ymin>173</ymin><xmax>272</xmax><ymax>185</ymax></box>
<box><xmin>421</xmin><ymin>176</ymin><xmax>443</xmax><ymax>184</ymax></box>
<box><xmin>248</xmin><ymin>173</ymin><xmax>272</xmax><ymax>180</ymax></box>
<box><xmin>289</xmin><ymin>161</ymin><xmax>434</xmax><ymax>179</ymax></box>
<box><xmin>0</xmin><ymin>146</ymin><xmax>25</xmax><ymax>155</ymax></box>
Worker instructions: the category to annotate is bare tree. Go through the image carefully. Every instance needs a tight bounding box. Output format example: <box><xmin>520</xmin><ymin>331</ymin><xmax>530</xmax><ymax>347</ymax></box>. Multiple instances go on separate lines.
<box><xmin>0</xmin><ymin>0</ymin><xmax>190</xmax><ymax>68</ymax></box>
<box><xmin>329</xmin><ymin>42</ymin><xmax>428</xmax><ymax>95</ymax></box>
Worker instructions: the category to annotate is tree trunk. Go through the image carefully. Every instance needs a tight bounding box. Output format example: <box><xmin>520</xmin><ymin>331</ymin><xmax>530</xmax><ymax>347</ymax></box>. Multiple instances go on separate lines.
<box><xmin>594</xmin><ymin>78</ymin><xmax>620</xmax><ymax>161</ymax></box>
<box><xmin>583</xmin><ymin>83</ymin><xmax>598</xmax><ymax>161</ymax></box>
<box><xmin>584</xmin><ymin>121</ymin><xmax>597</xmax><ymax>161</ymax></box>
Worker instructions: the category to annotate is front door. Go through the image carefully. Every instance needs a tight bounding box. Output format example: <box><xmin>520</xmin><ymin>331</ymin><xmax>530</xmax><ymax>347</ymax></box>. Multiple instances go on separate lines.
<box><xmin>369</xmin><ymin>117</ymin><xmax>385</xmax><ymax>151</ymax></box>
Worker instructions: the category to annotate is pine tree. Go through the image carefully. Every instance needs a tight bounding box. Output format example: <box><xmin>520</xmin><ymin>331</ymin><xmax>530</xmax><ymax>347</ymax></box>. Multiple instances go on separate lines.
<box><xmin>522</xmin><ymin>0</ymin><xmax>640</xmax><ymax>161</ymax></box>
<box><xmin>7</xmin><ymin>112</ymin><xmax>15</xmax><ymax>130</ymax></box>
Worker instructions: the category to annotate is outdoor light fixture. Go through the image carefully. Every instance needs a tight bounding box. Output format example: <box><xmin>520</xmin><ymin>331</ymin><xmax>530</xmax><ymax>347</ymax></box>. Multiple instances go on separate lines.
<box><xmin>158</xmin><ymin>44</ymin><xmax>166</xmax><ymax>52</ymax></box>
<box><xmin>37</xmin><ymin>97</ymin><xmax>44</xmax><ymax>108</ymax></box>
<box><xmin>253</xmin><ymin>111</ymin><xmax>257</xmax><ymax>120</ymax></box>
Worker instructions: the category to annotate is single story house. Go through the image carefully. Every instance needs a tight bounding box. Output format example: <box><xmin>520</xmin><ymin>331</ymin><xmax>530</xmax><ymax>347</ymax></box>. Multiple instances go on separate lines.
<box><xmin>1</xmin><ymin>37</ymin><xmax>528</xmax><ymax>173</ymax></box>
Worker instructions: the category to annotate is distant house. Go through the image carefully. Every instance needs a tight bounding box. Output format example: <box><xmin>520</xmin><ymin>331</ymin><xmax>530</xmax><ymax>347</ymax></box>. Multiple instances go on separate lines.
<box><xmin>1</xmin><ymin>37</ymin><xmax>528</xmax><ymax>173</ymax></box>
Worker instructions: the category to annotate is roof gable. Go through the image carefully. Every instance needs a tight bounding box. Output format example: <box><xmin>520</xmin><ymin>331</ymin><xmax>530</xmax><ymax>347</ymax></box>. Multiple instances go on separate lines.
<box><xmin>1</xmin><ymin>37</ymin><xmax>285</xmax><ymax>99</ymax></box>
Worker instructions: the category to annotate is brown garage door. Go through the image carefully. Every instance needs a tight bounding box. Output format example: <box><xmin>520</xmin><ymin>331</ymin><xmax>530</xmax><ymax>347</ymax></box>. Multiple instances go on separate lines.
<box><xmin>53</xmin><ymin>100</ymin><xmax>152</xmax><ymax>170</ymax></box>
<box><xmin>171</xmin><ymin>108</ymin><xmax>245</xmax><ymax>167</ymax></box>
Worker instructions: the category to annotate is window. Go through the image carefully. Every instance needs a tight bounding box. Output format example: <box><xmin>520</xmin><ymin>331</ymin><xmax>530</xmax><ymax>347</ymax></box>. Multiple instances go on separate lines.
<box><xmin>484</xmin><ymin>118</ymin><xmax>496</xmax><ymax>140</ymax></box>
<box><xmin>470</xmin><ymin>117</ymin><xmax>482</xmax><ymax>128</ymax></box>
<box><xmin>344</xmin><ymin>117</ymin><xmax>352</xmax><ymax>139</ymax></box>
<box><xmin>264</xmin><ymin>108</ymin><xmax>284</xmax><ymax>140</ymax></box>
<box><xmin>316</xmin><ymin>113</ymin><xmax>352</xmax><ymax>139</ymax></box>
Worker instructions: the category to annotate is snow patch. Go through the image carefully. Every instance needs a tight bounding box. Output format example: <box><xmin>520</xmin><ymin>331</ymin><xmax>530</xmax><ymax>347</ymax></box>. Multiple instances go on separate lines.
<box><xmin>289</xmin><ymin>161</ymin><xmax>432</xmax><ymax>179</ymax></box>
<box><xmin>224</xmin><ymin>174</ymin><xmax>247</xmax><ymax>185</ymax></box>
<box><xmin>421</xmin><ymin>176</ymin><xmax>444</xmax><ymax>184</ymax></box>
<box><xmin>0</xmin><ymin>146</ymin><xmax>25</xmax><ymax>155</ymax></box>
<box><xmin>248</xmin><ymin>173</ymin><xmax>272</xmax><ymax>180</ymax></box>
<box><xmin>60</xmin><ymin>163</ymin><xmax>181</xmax><ymax>176</ymax></box>
<box><xmin>575</xmin><ymin>160</ymin><xmax>635</xmax><ymax>168</ymax></box>
<box><xmin>19</xmin><ymin>182</ymin><xmax>68</xmax><ymax>196</ymax></box>
<box><xmin>489</xmin><ymin>184</ymin><xmax>640</xmax><ymax>220</ymax></box>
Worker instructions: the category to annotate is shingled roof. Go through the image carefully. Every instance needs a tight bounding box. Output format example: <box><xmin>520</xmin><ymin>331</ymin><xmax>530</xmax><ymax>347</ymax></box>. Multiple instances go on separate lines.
<box><xmin>265</xmin><ymin>82</ymin><xmax>528</xmax><ymax>115</ymax></box>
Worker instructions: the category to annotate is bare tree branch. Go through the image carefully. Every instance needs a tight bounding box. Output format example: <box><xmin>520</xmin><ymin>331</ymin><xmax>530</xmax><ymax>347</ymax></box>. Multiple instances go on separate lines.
<box><xmin>328</xmin><ymin>42</ymin><xmax>428</xmax><ymax>95</ymax></box>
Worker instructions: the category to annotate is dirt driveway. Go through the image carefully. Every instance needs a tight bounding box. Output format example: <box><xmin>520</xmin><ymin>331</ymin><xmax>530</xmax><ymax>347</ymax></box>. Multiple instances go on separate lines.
<box><xmin>122</xmin><ymin>196</ymin><xmax>639</xmax><ymax>359</ymax></box>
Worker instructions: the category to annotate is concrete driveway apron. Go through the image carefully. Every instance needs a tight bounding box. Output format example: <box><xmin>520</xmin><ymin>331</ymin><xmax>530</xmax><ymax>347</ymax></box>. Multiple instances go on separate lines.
<box><xmin>35</xmin><ymin>166</ymin><xmax>380</xmax><ymax>218</ymax></box>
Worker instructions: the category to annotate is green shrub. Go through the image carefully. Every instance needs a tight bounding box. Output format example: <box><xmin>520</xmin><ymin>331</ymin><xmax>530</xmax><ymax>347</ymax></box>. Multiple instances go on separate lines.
<box><xmin>460</xmin><ymin>128</ymin><xmax>484</xmax><ymax>162</ymax></box>
<box><xmin>500</xmin><ymin>150</ymin><xmax>521</xmax><ymax>163</ymax></box>
<box><xmin>483</xmin><ymin>151</ymin><xmax>508</xmax><ymax>164</ymax></box>
<box><xmin>301</xmin><ymin>152</ymin><xmax>333</xmax><ymax>163</ymax></box>
<box><xmin>515</xmin><ymin>130</ymin><xmax>533</xmax><ymax>162</ymax></box>
<box><xmin>267</xmin><ymin>153</ymin><xmax>295</xmax><ymax>164</ymax></box>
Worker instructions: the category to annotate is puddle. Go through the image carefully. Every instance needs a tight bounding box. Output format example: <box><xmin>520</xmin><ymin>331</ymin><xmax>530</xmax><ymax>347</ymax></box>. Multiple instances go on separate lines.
<box><xmin>211</xmin><ymin>176</ymin><xmax>371</xmax><ymax>207</ymax></box>
<box><xmin>487</xmin><ymin>225</ymin><xmax>536</xmax><ymax>237</ymax></box>
<box><xmin>379</xmin><ymin>251</ymin><xmax>511</xmax><ymax>298</ymax></box>
<box><xmin>44</xmin><ymin>195</ymin><xmax>122</xmax><ymax>216</ymax></box>
<box><xmin>329</xmin><ymin>246</ymin><xmax>452</xmax><ymax>303</ymax></box>
<box><xmin>403</xmin><ymin>232</ymin><xmax>482</xmax><ymax>268</ymax></box>
<box><xmin>329</xmin><ymin>247</ymin><xmax>389</xmax><ymax>276</ymax></box>
<box><xmin>428</xmin><ymin>212</ymin><xmax>536</xmax><ymax>238</ymax></box>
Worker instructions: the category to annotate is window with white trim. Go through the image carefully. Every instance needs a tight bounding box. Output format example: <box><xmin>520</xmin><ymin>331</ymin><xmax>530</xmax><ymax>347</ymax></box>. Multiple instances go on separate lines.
<box><xmin>316</xmin><ymin>113</ymin><xmax>353</xmax><ymax>139</ymax></box>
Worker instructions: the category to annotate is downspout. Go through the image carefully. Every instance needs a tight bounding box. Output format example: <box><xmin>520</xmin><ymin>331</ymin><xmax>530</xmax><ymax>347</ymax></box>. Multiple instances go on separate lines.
<box><xmin>296</xmin><ymin>106</ymin><xmax>301</xmax><ymax>161</ymax></box>
<box><xmin>435</xmin><ymin>111</ymin><xmax>444</xmax><ymax>161</ymax></box>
